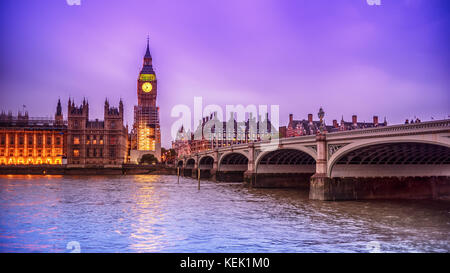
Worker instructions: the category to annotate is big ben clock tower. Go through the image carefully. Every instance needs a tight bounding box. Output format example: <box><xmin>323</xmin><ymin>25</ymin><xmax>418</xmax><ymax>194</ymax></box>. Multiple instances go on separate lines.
<box><xmin>131</xmin><ymin>38</ymin><xmax>161</xmax><ymax>163</ymax></box>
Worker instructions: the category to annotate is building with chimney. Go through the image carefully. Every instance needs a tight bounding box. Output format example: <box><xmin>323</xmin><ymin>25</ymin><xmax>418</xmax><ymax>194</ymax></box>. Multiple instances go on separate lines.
<box><xmin>286</xmin><ymin>108</ymin><xmax>387</xmax><ymax>138</ymax></box>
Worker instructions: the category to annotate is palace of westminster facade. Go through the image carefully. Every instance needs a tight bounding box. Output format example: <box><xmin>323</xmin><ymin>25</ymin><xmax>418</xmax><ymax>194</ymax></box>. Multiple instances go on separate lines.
<box><xmin>0</xmin><ymin>40</ymin><xmax>161</xmax><ymax>167</ymax></box>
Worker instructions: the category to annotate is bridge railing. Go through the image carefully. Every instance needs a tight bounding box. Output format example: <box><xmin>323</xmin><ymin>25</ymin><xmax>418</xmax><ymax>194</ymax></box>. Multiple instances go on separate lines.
<box><xmin>325</xmin><ymin>119</ymin><xmax>450</xmax><ymax>139</ymax></box>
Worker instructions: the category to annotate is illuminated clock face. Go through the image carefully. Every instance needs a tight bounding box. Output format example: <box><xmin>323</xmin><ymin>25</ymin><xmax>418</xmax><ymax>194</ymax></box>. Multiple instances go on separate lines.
<box><xmin>142</xmin><ymin>82</ymin><xmax>153</xmax><ymax>93</ymax></box>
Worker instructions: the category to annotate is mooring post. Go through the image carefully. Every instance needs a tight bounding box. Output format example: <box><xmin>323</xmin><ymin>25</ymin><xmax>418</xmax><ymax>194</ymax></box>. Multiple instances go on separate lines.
<box><xmin>177</xmin><ymin>167</ymin><xmax>180</xmax><ymax>184</ymax></box>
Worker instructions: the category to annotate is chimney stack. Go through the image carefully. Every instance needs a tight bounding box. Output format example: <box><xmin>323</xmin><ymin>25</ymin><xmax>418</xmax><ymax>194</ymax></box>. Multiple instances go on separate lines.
<box><xmin>352</xmin><ymin>115</ymin><xmax>357</xmax><ymax>125</ymax></box>
<box><xmin>333</xmin><ymin>119</ymin><xmax>338</xmax><ymax>128</ymax></box>
<box><xmin>308</xmin><ymin>113</ymin><xmax>313</xmax><ymax>123</ymax></box>
<box><xmin>373</xmin><ymin>115</ymin><xmax>379</xmax><ymax>126</ymax></box>
<box><xmin>289</xmin><ymin>114</ymin><xmax>293</xmax><ymax>124</ymax></box>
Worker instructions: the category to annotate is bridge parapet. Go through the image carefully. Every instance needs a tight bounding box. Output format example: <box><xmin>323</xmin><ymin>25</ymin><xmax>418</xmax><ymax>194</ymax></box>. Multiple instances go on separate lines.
<box><xmin>326</xmin><ymin>119</ymin><xmax>450</xmax><ymax>140</ymax></box>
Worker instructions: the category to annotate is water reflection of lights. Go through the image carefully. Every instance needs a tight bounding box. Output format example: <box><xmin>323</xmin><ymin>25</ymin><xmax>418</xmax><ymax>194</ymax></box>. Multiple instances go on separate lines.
<box><xmin>129</xmin><ymin>175</ymin><xmax>169</xmax><ymax>252</ymax></box>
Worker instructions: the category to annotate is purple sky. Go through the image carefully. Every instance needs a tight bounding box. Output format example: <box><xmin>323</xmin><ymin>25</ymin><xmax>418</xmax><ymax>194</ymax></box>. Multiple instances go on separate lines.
<box><xmin>1</xmin><ymin>0</ymin><xmax>449</xmax><ymax>147</ymax></box>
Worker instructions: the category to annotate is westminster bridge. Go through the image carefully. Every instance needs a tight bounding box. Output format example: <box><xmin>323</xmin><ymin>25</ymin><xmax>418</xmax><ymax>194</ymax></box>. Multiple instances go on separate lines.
<box><xmin>176</xmin><ymin>119</ymin><xmax>450</xmax><ymax>200</ymax></box>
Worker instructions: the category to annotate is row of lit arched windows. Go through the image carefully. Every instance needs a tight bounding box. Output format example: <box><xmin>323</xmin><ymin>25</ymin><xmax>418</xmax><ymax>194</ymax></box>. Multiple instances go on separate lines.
<box><xmin>0</xmin><ymin>157</ymin><xmax>62</xmax><ymax>165</ymax></box>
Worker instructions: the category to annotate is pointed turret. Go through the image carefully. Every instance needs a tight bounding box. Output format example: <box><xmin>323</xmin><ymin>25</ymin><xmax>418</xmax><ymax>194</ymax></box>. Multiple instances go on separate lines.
<box><xmin>144</xmin><ymin>36</ymin><xmax>152</xmax><ymax>59</ymax></box>
<box><xmin>119</xmin><ymin>98</ymin><xmax>124</xmax><ymax>118</ymax></box>
<box><xmin>56</xmin><ymin>99</ymin><xmax>62</xmax><ymax>115</ymax></box>
<box><xmin>55</xmin><ymin>99</ymin><xmax>63</xmax><ymax>125</ymax></box>
<box><xmin>141</xmin><ymin>37</ymin><xmax>155</xmax><ymax>73</ymax></box>
<box><xmin>68</xmin><ymin>98</ymin><xmax>72</xmax><ymax>113</ymax></box>
<box><xmin>104</xmin><ymin>98</ymin><xmax>110</xmax><ymax>117</ymax></box>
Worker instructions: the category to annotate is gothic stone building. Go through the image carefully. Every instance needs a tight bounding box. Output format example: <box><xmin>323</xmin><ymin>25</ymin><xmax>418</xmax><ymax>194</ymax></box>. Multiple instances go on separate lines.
<box><xmin>67</xmin><ymin>98</ymin><xmax>128</xmax><ymax>167</ymax></box>
<box><xmin>0</xmin><ymin>100</ymin><xmax>66</xmax><ymax>165</ymax></box>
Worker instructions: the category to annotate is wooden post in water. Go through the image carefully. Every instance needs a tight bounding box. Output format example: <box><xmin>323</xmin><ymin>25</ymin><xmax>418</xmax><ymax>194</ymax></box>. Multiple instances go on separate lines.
<box><xmin>197</xmin><ymin>168</ymin><xmax>200</xmax><ymax>190</ymax></box>
<box><xmin>177</xmin><ymin>167</ymin><xmax>180</xmax><ymax>184</ymax></box>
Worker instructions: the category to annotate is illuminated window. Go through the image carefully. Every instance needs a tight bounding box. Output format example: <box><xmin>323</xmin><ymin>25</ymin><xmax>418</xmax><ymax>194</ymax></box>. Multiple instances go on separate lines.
<box><xmin>73</xmin><ymin>136</ymin><xmax>80</xmax><ymax>145</ymax></box>
<box><xmin>0</xmin><ymin>149</ymin><xmax>4</xmax><ymax>156</ymax></box>
<box><xmin>99</xmin><ymin>136</ymin><xmax>103</xmax><ymax>145</ymax></box>
<box><xmin>28</xmin><ymin>149</ymin><xmax>32</xmax><ymax>157</ymax></box>
<box><xmin>37</xmin><ymin>149</ymin><xmax>42</xmax><ymax>157</ymax></box>
<box><xmin>19</xmin><ymin>149</ymin><xmax>23</xmax><ymax>156</ymax></box>
<box><xmin>37</xmin><ymin>135</ymin><xmax>43</xmax><ymax>146</ymax></box>
<box><xmin>73</xmin><ymin>149</ymin><xmax>79</xmax><ymax>157</ymax></box>
<box><xmin>46</xmin><ymin>136</ymin><xmax>52</xmax><ymax>145</ymax></box>
<box><xmin>56</xmin><ymin>136</ymin><xmax>61</xmax><ymax>145</ymax></box>
<box><xmin>86</xmin><ymin>135</ymin><xmax>90</xmax><ymax>145</ymax></box>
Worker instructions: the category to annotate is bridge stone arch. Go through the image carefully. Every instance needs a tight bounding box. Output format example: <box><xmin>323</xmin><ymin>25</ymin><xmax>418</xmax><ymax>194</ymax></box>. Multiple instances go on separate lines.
<box><xmin>249</xmin><ymin>148</ymin><xmax>316</xmax><ymax>188</ymax></box>
<box><xmin>218</xmin><ymin>151</ymin><xmax>249</xmax><ymax>172</ymax></box>
<box><xmin>255</xmin><ymin>146</ymin><xmax>316</xmax><ymax>168</ymax></box>
<box><xmin>328</xmin><ymin>138</ymin><xmax>450</xmax><ymax>177</ymax></box>
<box><xmin>185</xmin><ymin>158</ymin><xmax>196</xmax><ymax>168</ymax></box>
<box><xmin>255</xmin><ymin>147</ymin><xmax>317</xmax><ymax>173</ymax></box>
<box><xmin>198</xmin><ymin>155</ymin><xmax>215</xmax><ymax>170</ymax></box>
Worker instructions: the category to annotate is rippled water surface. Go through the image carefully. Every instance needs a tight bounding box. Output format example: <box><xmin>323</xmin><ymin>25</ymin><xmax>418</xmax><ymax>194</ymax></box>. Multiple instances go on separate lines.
<box><xmin>0</xmin><ymin>175</ymin><xmax>449</xmax><ymax>253</ymax></box>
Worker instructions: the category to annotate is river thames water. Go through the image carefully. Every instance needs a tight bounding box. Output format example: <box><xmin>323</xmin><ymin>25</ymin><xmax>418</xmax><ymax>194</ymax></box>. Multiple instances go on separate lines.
<box><xmin>0</xmin><ymin>175</ymin><xmax>449</xmax><ymax>253</ymax></box>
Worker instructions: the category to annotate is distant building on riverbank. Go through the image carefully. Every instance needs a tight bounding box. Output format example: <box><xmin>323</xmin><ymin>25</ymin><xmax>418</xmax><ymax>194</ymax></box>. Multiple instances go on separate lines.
<box><xmin>66</xmin><ymin>98</ymin><xmax>128</xmax><ymax>167</ymax></box>
<box><xmin>285</xmin><ymin>111</ymin><xmax>388</xmax><ymax>138</ymax></box>
<box><xmin>172</xmin><ymin>112</ymin><xmax>279</xmax><ymax>157</ymax></box>
<box><xmin>0</xmin><ymin>100</ymin><xmax>66</xmax><ymax>165</ymax></box>
<box><xmin>0</xmin><ymin>98</ymin><xmax>128</xmax><ymax>167</ymax></box>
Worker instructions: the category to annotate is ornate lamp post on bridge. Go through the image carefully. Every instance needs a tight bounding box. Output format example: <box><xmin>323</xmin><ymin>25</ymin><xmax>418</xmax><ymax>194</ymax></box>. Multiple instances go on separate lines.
<box><xmin>318</xmin><ymin>107</ymin><xmax>325</xmax><ymax>135</ymax></box>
